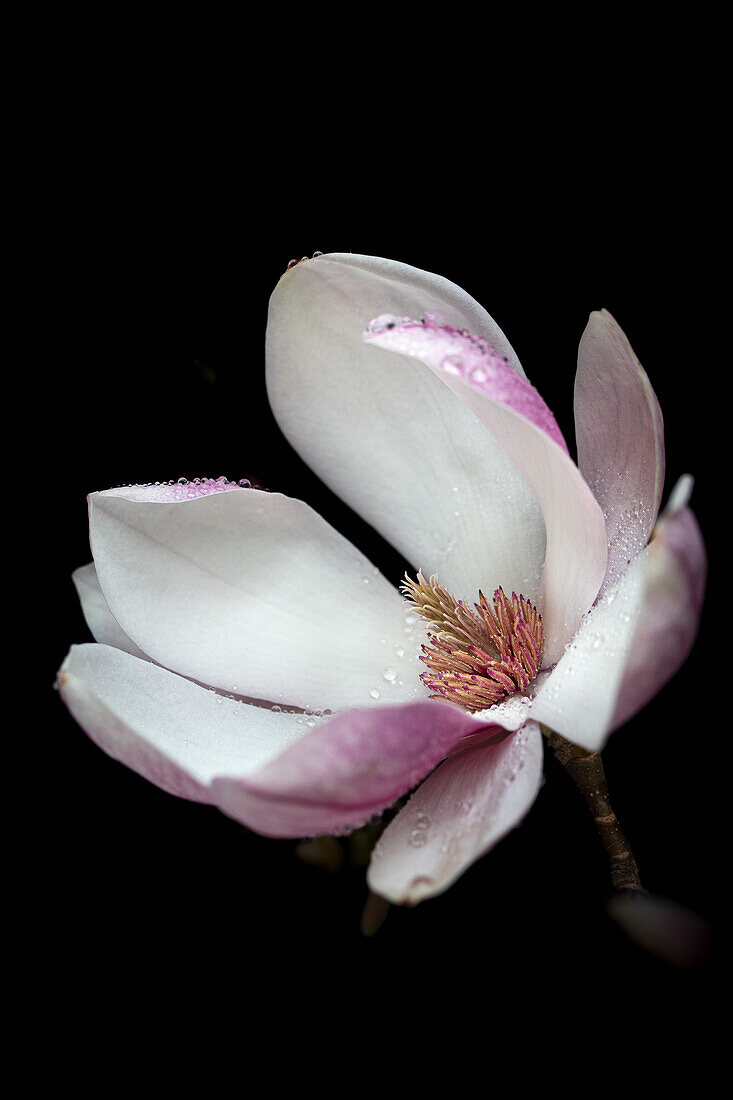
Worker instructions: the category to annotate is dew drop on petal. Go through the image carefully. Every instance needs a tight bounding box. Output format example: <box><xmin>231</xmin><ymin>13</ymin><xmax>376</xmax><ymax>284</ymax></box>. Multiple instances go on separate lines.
<box><xmin>441</xmin><ymin>354</ymin><xmax>464</xmax><ymax>376</ymax></box>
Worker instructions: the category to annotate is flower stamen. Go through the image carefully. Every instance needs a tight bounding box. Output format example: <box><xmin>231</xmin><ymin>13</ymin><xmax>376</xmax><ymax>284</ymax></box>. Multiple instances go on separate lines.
<box><xmin>402</xmin><ymin>571</ymin><xmax>543</xmax><ymax>712</ymax></box>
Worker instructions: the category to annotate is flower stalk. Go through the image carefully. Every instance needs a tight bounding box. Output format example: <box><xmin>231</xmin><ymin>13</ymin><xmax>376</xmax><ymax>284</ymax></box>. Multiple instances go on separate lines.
<box><xmin>541</xmin><ymin>725</ymin><xmax>644</xmax><ymax>895</ymax></box>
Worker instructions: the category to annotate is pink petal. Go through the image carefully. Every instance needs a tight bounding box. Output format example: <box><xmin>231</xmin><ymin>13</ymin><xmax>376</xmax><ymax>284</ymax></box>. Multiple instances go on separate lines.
<box><xmin>611</xmin><ymin>502</ymin><xmax>706</xmax><ymax>730</ymax></box>
<box><xmin>364</xmin><ymin>316</ymin><xmax>608</xmax><ymax>664</ymax></box>
<box><xmin>211</xmin><ymin>700</ymin><xmax>492</xmax><ymax>838</ymax></box>
<box><xmin>367</xmin><ymin>721</ymin><xmax>544</xmax><ymax>905</ymax></box>
<box><xmin>575</xmin><ymin>310</ymin><xmax>665</xmax><ymax>592</ymax></box>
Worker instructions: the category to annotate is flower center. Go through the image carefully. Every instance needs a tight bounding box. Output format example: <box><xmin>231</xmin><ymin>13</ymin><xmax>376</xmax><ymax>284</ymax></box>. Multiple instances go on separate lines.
<box><xmin>402</xmin><ymin>571</ymin><xmax>543</xmax><ymax>712</ymax></box>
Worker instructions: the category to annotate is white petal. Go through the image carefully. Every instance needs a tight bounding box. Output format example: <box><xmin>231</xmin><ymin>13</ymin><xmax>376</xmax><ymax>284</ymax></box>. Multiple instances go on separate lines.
<box><xmin>58</xmin><ymin>643</ymin><xmax>308</xmax><ymax>800</ymax></box>
<box><xmin>530</xmin><ymin>552</ymin><xmax>647</xmax><ymax>751</ymax></box>
<box><xmin>266</xmin><ymin>253</ymin><xmax>546</xmax><ymax>603</ymax></box>
<box><xmin>90</xmin><ymin>485</ymin><xmax>427</xmax><ymax>711</ymax></box>
<box><xmin>72</xmin><ymin>562</ymin><xmax>149</xmax><ymax>658</ymax></box>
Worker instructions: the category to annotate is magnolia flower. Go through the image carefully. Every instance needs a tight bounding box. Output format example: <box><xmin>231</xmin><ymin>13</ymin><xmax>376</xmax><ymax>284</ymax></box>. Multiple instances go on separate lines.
<box><xmin>58</xmin><ymin>253</ymin><xmax>705</xmax><ymax>908</ymax></box>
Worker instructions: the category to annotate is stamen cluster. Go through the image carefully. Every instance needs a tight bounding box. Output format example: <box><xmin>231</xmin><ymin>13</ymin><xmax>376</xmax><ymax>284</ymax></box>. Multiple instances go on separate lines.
<box><xmin>402</xmin><ymin>572</ymin><xmax>543</xmax><ymax>712</ymax></box>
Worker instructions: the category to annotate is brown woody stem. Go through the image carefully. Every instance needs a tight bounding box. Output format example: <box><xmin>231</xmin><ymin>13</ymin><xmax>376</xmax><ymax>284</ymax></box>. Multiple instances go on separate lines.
<box><xmin>541</xmin><ymin>725</ymin><xmax>644</xmax><ymax>894</ymax></box>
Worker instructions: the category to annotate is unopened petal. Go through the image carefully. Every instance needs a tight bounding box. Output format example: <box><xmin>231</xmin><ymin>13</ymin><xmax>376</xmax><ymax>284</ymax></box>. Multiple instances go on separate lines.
<box><xmin>367</xmin><ymin>722</ymin><xmax>544</xmax><ymax>905</ymax></box>
<box><xmin>90</xmin><ymin>485</ymin><xmax>426</xmax><ymax>711</ymax></box>
<box><xmin>575</xmin><ymin>310</ymin><xmax>665</xmax><ymax>592</ymax></box>
<box><xmin>266</xmin><ymin>253</ymin><xmax>546</xmax><ymax>606</ymax></box>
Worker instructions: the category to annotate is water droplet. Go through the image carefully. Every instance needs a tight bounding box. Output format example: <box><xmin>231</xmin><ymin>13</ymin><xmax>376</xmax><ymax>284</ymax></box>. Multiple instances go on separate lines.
<box><xmin>409</xmin><ymin>829</ymin><xmax>428</xmax><ymax>848</ymax></box>
<box><xmin>369</xmin><ymin>688</ymin><xmax>381</xmax><ymax>699</ymax></box>
<box><xmin>441</xmin><ymin>354</ymin><xmax>464</xmax><ymax>376</ymax></box>
<box><xmin>383</xmin><ymin>667</ymin><xmax>397</xmax><ymax>682</ymax></box>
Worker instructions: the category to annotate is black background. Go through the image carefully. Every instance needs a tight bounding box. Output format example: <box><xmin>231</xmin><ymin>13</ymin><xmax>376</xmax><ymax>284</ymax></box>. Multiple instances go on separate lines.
<box><xmin>34</xmin><ymin>96</ymin><xmax>725</xmax><ymax>1053</ymax></box>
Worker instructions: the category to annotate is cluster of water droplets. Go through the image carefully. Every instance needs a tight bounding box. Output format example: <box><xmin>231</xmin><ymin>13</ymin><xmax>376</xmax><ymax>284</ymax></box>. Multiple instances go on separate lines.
<box><xmin>364</xmin><ymin>310</ymin><xmax>565</xmax><ymax>449</ymax></box>
<box><xmin>268</xmin><ymin>703</ymin><xmax>333</xmax><ymax>728</ymax></box>
<box><xmin>365</xmin><ymin>310</ymin><xmax>513</xmax><ymax>386</ymax></box>
<box><xmin>163</xmin><ymin>476</ymin><xmax>262</xmax><ymax>501</ymax></box>
<box><xmin>409</xmin><ymin>811</ymin><xmax>432</xmax><ymax>848</ymax></box>
<box><xmin>109</xmin><ymin>476</ymin><xmax>270</xmax><ymax>503</ymax></box>
<box><xmin>475</xmin><ymin>691</ymin><xmax>536</xmax><ymax>729</ymax></box>
<box><xmin>285</xmin><ymin>251</ymin><xmax>324</xmax><ymax>271</ymax></box>
<box><xmin>203</xmin><ymin>686</ymin><xmax>333</xmax><ymax>731</ymax></box>
<box><xmin>599</xmin><ymin>489</ymin><xmax>655</xmax><ymax>592</ymax></box>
